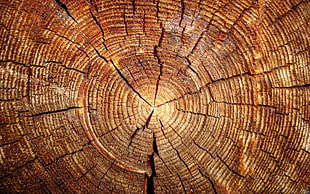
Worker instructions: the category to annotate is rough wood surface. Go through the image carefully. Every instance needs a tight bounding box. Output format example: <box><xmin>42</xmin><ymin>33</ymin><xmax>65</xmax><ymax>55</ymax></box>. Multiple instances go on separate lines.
<box><xmin>0</xmin><ymin>0</ymin><xmax>309</xmax><ymax>193</ymax></box>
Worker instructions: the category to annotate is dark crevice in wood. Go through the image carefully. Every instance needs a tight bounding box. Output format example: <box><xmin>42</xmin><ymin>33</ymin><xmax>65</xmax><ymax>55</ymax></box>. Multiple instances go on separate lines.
<box><xmin>153</xmin><ymin>133</ymin><xmax>158</xmax><ymax>155</ymax></box>
<box><xmin>45</xmin><ymin>61</ymin><xmax>62</xmax><ymax>64</ymax></box>
<box><xmin>88</xmin><ymin>0</ymin><xmax>98</xmax><ymax>12</ymax></box>
<box><xmin>153</xmin><ymin>46</ymin><xmax>163</xmax><ymax>106</ymax></box>
<box><xmin>0</xmin><ymin>60</ymin><xmax>27</xmax><ymax>66</ymax></box>
<box><xmin>0</xmin><ymin>157</ymin><xmax>38</xmax><ymax>179</ymax></box>
<box><xmin>45</xmin><ymin>29</ymin><xmax>89</xmax><ymax>57</ymax></box>
<box><xmin>123</xmin><ymin>7</ymin><xmax>129</xmax><ymax>36</ymax></box>
<box><xmin>216</xmin><ymin>154</ymin><xmax>245</xmax><ymax>178</ymax></box>
<box><xmin>128</xmin><ymin>127</ymin><xmax>141</xmax><ymax>146</ymax></box>
<box><xmin>176</xmin><ymin>108</ymin><xmax>221</xmax><ymax>119</ymax></box>
<box><xmin>0</xmin><ymin>139</ymin><xmax>21</xmax><ymax>147</ymax></box>
<box><xmin>1</xmin><ymin>1</ymin><xmax>309</xmax><ymax>193</ymax></box>
<box><xmin>55</xmin><ymin>0</ymin><xmax>77</xmax><ymax>23</ymax></box>
<box><xmin>198</xmin><ymin>169</ymin><xmax>217</xmax><ymax>194</ymax></box>
<box><xmin>193</xmin><ymin>141</ymin><xmax>215</xmax><ymax>159</ymax></box>
<box><xmin>126</xmin><ymin>66</ymin><xmax>139</xmax><ymax>85</ymax></box>
<box><xmin>98</xmin><ymin>161</ymin><xmax>115</xmax><ymax>186</ymax></box>
<box><xmin>272</xmin><ymin>84</ymin><xmax>310</xmax><ymax>89</ymax></box>
<box><xmin>31</xmin><ymin>106</ymin><xmax>82</xmax><ymax>117</ymax></box>
<box><xmin>0</xmin><ymin>98</ymin><xmax>22</xmax><ymax>102</ymax></box>
<box><xmin>90</xmin><ymin>10</ymin><xmax>108</xmax><ymax>50</ymax></box>
<box><xmin>260</xmin><ymin>149</ymin><xmax>277</xmax><ymax>159</ymax></box>
<box><xmin>132</xmin><ymin>0</ymin><xmax>136</xmax><ymax>14</ymax></box>
<box><xmin>99</xmin><ymin>112</ymin><xmax>141</xmax><ymax>137</ymax></box>
<box><xmin>177</xmin><ymin>173</ymin><xmax>187</xmax><ymax>194</ymax></box>
<box><xmin>157</xmin><ymin>24</ymin><xmax>164</xmax><ymax>47</ymax></box>
<box><xmin>0</xmin><ymin>122</ymin><xmax>17</xmax><ymax>126</ymax></box>
<box><xmin>145</xmin><ymin>110</ymin><xmax>154</xmax><ymax>128</ymax></box>
<box><xmin>207</xmin><ymin>176</ymin><xmax>218</xmax><ymax>194</ymax></box>
<box><xmin>129</xmin><ymin>110</ymin><xmax>153</xmax><ymax>146</ymax></box>
<box><xmin>111</xmin><ymin>60</ymin><xmax>152</xmax><ymax>107</ymax></box>
<box><xmin>146</xmin><ymin>154</ymin><xmax>156</xmax><ymax>194</ymax></box>
<box><xmin>275</xmin><ymin>111</ymin><xmax>289</xmax><ymax>116</ymax></box>
<box><xmin>145</xmin><ymin>133</ymin><xmax>159</xmax><ymax>194</ymax></box>
<box><xmin>60</xmin><ymin>65</ymin><xmax>86</xmax><ymax>74</ymax></box>
<box><xmin>189</xmin><ymin>31</ymin><xmax>205</xmax><ymax>55</ymax></box>
<box><xmin>301</xmin><ymin>149</ymin><xmax>310</xmax><ymax>155</ymax></box>
<box><xmin>93</xmin><ymin>47</ymin><xmax>108</xmax><ymax>63</ymax></box>
<box><xmin>33</xmin><ymin>40</ymin><xmax>50</xmax><ymax>44</ymax></box>
<box><xmin>179</xmin><ymin>0</ymin><xmax>185</xmax><ymax>27</ymax></box>
<box><xmin>76</xmin><ymin>165</ymin><xmax>97</xmax><ymax>185</ymax></box>
<box><xmin>181</xmin><ymin>55</ymin><xmax>200</xmax><ymax>78</ymax></box>
<box><xmin>159</xmin><ymin>120</ymin><xmax>192</xmax><ymax>175</ymax></box>
<box><xmin>52</xmin><ymin>141</ymin><xmax>91</xmax><ymax>166</ymax></box>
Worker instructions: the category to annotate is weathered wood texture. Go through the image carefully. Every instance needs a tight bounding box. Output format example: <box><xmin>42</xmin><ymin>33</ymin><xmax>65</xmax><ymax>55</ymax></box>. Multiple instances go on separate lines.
<box><xmin>0</xmin><ymin>0</ymin><xmax>309</xmax><ymax>193</ymax></box>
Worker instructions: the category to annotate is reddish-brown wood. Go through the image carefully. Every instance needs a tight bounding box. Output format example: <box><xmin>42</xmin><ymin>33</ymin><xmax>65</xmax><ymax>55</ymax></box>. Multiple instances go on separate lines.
<box><xmin>0</xmin><ymin>0</ymin><xmax>309</xmax><ymax>193</ymax></box>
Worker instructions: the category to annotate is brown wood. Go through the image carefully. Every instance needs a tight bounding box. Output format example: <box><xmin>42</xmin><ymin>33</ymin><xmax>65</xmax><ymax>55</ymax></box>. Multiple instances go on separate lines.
<box><xmin>0</xmin><ymin>0</ymin><xmax>309</xmax><ymax>193</ymax></box>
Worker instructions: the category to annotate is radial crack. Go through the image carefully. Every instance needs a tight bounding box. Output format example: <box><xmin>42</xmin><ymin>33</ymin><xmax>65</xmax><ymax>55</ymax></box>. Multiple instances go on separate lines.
<box><xmin>179</xmin><ymin>0</ymin><xmax>185</xmax><ymax>26</ymax></box>
<box><xmin>55</xmin><ymin>0</ymin><xmax>77</xmax><ymax>23</ymax></box>
<box><xmin>77</xmin><ymin>165</ymin><xmax>96</xmax><ymax>181</ymax></box>
<box><xmin>0</xmin><ymin>157</ymin><xmax>38</xmax><ymax>179</ymax></box>
<box><xmin>123</xmin><ymin>7</ymin><xmax>129</xmax><ymax>36</ymax></box>
<box><xmin>198</xmin><ymin>169</ymin><xmax>217</xmax><ymax>194</ymax></box>
<box><xmin>98</xmin><ymin>161</ymin><xmax>115</xmax><ymax>188</ymax></box>
<box><xmin>152</xmin><ymin>132</ymin><xmax>158</xmax><ymax>155</ymax></box>
<box><xmin>156</xmin><ymin>71</ymin><xmax>250</xmax><ymax>106</ymax></box>
<box><xmin>31</xmin><ymin>106</ymin><xmax>81</xmax><ymax>117</ymax></box>
<box><xmin>159</xmin><ymin>120</ymin><xmax>192</xmax><ymax>174</ymax></box>
<box><xmin>177</xmin><ymin>173</ymin><xmax>187</xmax><ymax>193</ymax></box>
<box><xmin>61</xmin><ymin>65</ymin><xmax>86</xmax><ymax>74</ymax></box>
<box><xmin>145</xmin><ymin>132</ymin><xmax>159</xmax><ymax>194</ymax></box>
<box><xmin>193</xmin><ymin>141</ymin><xmax>215</xmax><ymax>159</ymax></box>
<box><xmin>156</xmin><ymin>89</ymin><xmax>201</xmax><ymax>108</ymax></box>
<box><xmin>176</xmin><ymin>107</ymin><xmax>222</xmax><ymax>119</ymax></box>
<box><xmin>216</xmin><ymin>154</ymin><xmax>245</xmax><ymax>178</ymax></box>
<box><xmin>153</xmin><ymin>46</ymin><xmax>163</xmax><ymax>105</ymax></box>
<box><xmin>129</xmin><ymin>110</ymin><xmax>154</xmax><ymax>146</ymax></box>
<box><xmin>90</xmin><ymin>10</ymin><xmax>108</xmax><ymax>50</ymax></box>
<box><xmin>155</xmin><ymin>0</ymin><xmax>159</xmax><ymax>22</ymax></box>
<box><xmin>93</xmin><ymin>47</ymin><xmax>108</xmax><ymax>63</ymax></box>
<box><xmin>111</xmin><ymin>60</ymin><xmax>152</xmax><ymax>106</ymax></box>
<box><xmin>176</xmin><ymin>108</ymin><xmax>207</xmax><ymax>117</ymax></box>
<box><xmin>145</xmin><ymin>109</ymin><xmax>154</xmax><ymax>128</ymax></box>
<box><xmin>128</xmin><ymin>127</ymin><xmax>141</xmax><ymax>147</ymax></box>
<box><xmin>99</xmin><ymin>112</ymin><xmax>141</xmax><ymax>137</ymax></box>
<box><xmin>189</xmin><ymin>31</ymin><xmax>205</xmax><ymax>55</ymax></box>
<box><xmin>177</xmin><ymin>55</ymin><xmax>200</xmax><ymax>79</ymax></box>
<box><xmin>132</xmin><ymin>0</ymin><xmax>136</xmax><ymax>14</ymax></box>
<box><xmin>0</xmin><ymin>60</ymin><xmax>26</xmax><ymax>66</ymax></box>
<box><xmin>45</xmin><ymin>28</ymin><xmax>89</xmax><ymax>57</ymax></box>
<box><xmin>272</xmin><ymin>84</ymin><xmax>310</xmax><ymax>89</ymax></box>
<box><xmin>157</xmin><ymin>24</ymin><xmax>165</xmax><ymax>47</ymax></box>
<box><xmin>146</xmin><ymin>153</ymin><xmax>156</xmax><ymax>194</ymax></box>
<box><xmin>88</xmin><ymin>0</ymin><xmax>98</xmax><ymax>12</ymax></box>
<box><xmin>152</xmin><ymin>23</ymin><xmax>164</xmax><ymax>106</ymax></box>
<box><xmin>55</xmin><ymin>141</ymin><xmax>90</xmax><ymax>164</ymax></box>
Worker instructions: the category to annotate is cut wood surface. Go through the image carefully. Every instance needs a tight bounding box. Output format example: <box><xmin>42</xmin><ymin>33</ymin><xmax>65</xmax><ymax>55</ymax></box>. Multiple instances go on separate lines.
<box><xmin>0</xmin><ymin>0</ymin><xmax>309</xmax><ymax>193</ymax></box>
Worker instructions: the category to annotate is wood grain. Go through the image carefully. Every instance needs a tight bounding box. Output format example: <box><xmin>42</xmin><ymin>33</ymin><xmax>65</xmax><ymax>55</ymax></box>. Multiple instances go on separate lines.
<box><xmin>0</xmin><ymin>0</ymin><xmax>309</xmax><ymax>193</ymax></box>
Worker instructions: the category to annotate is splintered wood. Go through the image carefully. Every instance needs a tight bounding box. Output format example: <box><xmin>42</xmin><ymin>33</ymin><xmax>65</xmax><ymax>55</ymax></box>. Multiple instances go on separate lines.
<box><xmin>0</xmin><ymin>0</ymin><xmax>309</xmax><ymax>193</ymax></box>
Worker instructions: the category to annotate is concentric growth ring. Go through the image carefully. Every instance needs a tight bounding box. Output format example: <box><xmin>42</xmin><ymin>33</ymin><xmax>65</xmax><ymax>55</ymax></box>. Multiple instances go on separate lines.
<box><xmin>79</xmin><ymin>46</ymin><xmax>210</xmax><ymax>174</ymax></box>
<box><xmin>0</xmin><ymin>0</ymin><xmax>309</xmax><ymax>193</ymax></box>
